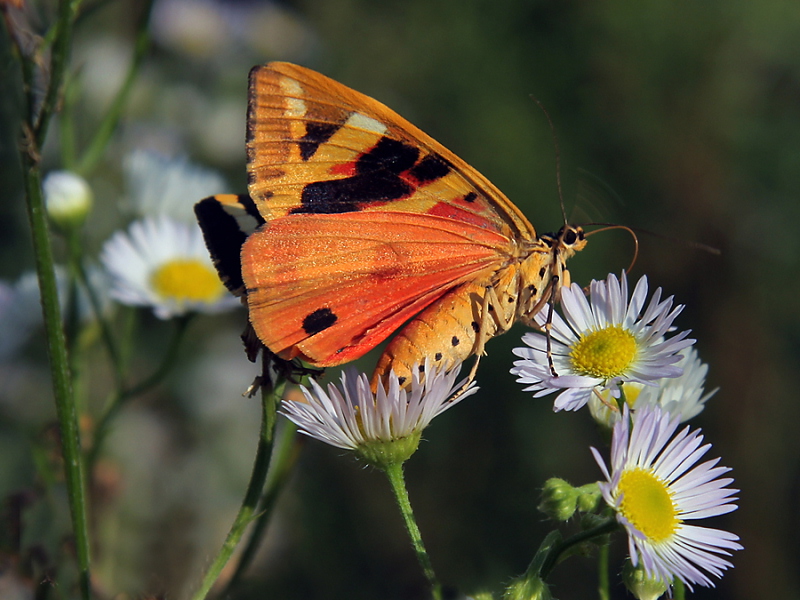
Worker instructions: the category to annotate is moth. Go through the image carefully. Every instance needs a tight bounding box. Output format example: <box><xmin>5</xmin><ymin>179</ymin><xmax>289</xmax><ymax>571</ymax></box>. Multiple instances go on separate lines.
<box><xmin>195</xmin><ymin>62</ymin><xmax>586</xmax><ymax>387</ymax></box>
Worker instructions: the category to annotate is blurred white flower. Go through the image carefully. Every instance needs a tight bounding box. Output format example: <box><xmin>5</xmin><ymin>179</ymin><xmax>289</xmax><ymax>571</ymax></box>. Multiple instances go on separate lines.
<box><xmin>589</xmin><ymin>347</ymin><xmax>716</xmax><ymax>427</ymax></box>
<box><xmin>124</xmin><ymin>149</ymin><xmax>227</xmax><ymax>222</ymax></box>
<box><xmin>0</xmin><ymin>266</ymin><xmax>110</xmax><ymax>362</ymax></box>
<box><xmin>152</xmin><ymin>0</ymin><xmax>317</xmax><ymax>62</ymax></box>
<box><xmin>100</xmin><ymin>217</ymin><xmax>238</xmax><ymax>319</ymax></box>
<box><xmin>151</xmin><ymin>0</ymin><xmax>229</xmax><ymax>59</ymax></box>
<box><xmin>0</xmin><ymin>278</ymin><xmax>39</xmax><ymax>362</ymax></box>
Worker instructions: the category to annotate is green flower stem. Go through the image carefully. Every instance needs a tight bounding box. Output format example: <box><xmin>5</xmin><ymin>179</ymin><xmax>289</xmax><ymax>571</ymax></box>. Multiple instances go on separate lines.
<box><xmin>673</xmin><ymin>579</ymin><xmax>685</xmax><ymax>600</ymax></box>
<box><xmin>223</xmin><ymin>420</ymin><xmax>300</xmax><ymax>596</ymax></box>
<box><xmin>86</xmin><ymin>314</ymin><xmax>193</xmax><ymax>470</ymax></box>
<box><xmin>539</xmin><ymin>519</ymin><xmax>619</xmax><ymax>580</ymax></box>
<box><xmin>59</xmin><ymin>75</ymin><xmax>80</xmax><ymax>170</ymax></box>
<box><xmin>190</xmin><ymin>364</ymin><xmax>285</xmax><ymax>600</ymax></box>
<box><xmin>13</xmin><ymin>1</ymin><xmax>89</xmax><ymax>597</ymax></box>
<box><xmin>34</xmin><ymin>0</ymin><xmax>80</xmax><ymax>147</ymax></box>
<box><xmin>21</xmin><ymin>128</ymin><xmax>91</xmax><ymax>600</ymax></box>
<box><xmin>76</xmin><ymin>0</ymin><xmax>154</xmax><ymax>176</ymax></box>
<box><xmin>383</xmin><ymin>463</ymin><xmax>442</xmax><ymax>600</ymax></box>
<box><xmin>68</xmin><ymin>229</ymin><xmax>124</xmax><ymax>388</ymax></box>
<box><xmin>504</xmin><ymin>531</ymin><xmax>561</xmax><ymax>600</ymax></box>
<box><xmin>597</xmin><ymin>542</ymin><xmax>610</xmax><ymax>600</ymax></box>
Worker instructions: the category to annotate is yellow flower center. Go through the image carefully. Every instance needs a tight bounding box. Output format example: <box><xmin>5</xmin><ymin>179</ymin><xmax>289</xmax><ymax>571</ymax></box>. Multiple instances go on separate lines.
<box><xmin>570</xmin><ymin>326</ymin><xmax>637</xmax><ymax>379</ymax></box>
<box><xmin>151</xmin><ymin>259</ymin><xmax>224</xmax><ymax>304</ymax></box>
<box><xmin>618</xmin><ymin>467</ymin><xmax>679</xmax><ymax>542</ymax></box>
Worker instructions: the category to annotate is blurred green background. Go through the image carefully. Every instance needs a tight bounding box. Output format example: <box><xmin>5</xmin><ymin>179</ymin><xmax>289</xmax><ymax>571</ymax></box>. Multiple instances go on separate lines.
<box><xmin>2</xmin><ymin>0</ymin><xmax>800</xmax><ymax>598</ymax></box>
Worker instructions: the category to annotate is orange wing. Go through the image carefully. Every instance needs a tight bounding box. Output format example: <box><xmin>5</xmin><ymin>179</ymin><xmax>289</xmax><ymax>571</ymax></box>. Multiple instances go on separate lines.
<box><xmin>241</xmin><ymin>211</ymin><xmax>512</xmax><ymax>366</ymax></box>
<box><xmin>246</xmin><ymin>62</ymin><xmax>537</xmax><ymax>241</ymax></box>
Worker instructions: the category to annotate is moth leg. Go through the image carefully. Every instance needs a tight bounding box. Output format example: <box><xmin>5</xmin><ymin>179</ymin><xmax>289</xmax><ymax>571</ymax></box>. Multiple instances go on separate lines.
<box><xmin>519</xmin><ymin>277</ymin><xmax>562</xmax><ymax>378</ymax></box>
<box><xmin>464</xmin><ymin>284</ymin><xmax>515</xmax><ymax>385</ymax></box>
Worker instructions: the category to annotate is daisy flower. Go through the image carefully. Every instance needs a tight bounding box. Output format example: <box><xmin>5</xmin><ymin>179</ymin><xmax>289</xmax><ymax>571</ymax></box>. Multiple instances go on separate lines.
<box><xmin>100</xmin><ymin>217</ymin><xmax>238</xmax><ymax>319</ymax></box>
<box><xmin>588</xmin><ymin>346</ymin><xmax>717</xmax><ymax>427</ymax></box>
<box><xmin>592</xmin><ymin>405</ymin><xmax>741</xmax><ymax>589</ymax></box>
<box><xmin>281</xmin><ymin>361</ymin><xmax>477</xmax><ymax>468</ymax></box>
<box><xmin>511</xmin><ymin>273</ymin><xmax>694</xmax><ymax>412</ymax></box>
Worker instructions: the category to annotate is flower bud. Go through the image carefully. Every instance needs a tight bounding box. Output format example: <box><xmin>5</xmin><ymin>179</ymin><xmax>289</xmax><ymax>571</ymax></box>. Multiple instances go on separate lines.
<box><xmin>505</xmin><ymin>576</ymin><xmax>552</xmax><ymax>600</ymax></box>
<box><xmin>44</xmin><ymin>171</ymin><xmax>93</xmax><ymax>229</ymax></box>
<box><xmin>623</xmin><ymin>560</ymin><xmax>669</xmax><ymax>600</ymax></box>
<box><xmin>575</xmin><ymin>482</ymin><xmax>602</xmax><ymax>512</ymax></box>
<box><xmin>538</xmin><ymin>477</ymin><xmax>579</xmax><ymax>521</ymax></box>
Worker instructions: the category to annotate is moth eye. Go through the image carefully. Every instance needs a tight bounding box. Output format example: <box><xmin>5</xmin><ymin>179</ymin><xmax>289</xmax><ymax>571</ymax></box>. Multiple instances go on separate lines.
<box><xmin>564</xmin><ymin>229</ymin><xmax>577</xmax><ymax>245</ymax></box>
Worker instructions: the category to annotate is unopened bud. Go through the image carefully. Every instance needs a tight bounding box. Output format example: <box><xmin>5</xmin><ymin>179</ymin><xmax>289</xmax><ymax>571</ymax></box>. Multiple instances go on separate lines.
<box><xmin>505</xmin><ymin>575</ymin><xmax>552</xmax><ymax>600</ymax></box>
<box><xmin>622</xmin><ymin>560</ymin><xmax>669</xmax><ymax>600</ymax></box>
<box><xmin>538</xmin><ymin>478</ymin><xmax>578</xmax><ymax>521</ymax></box>
<box><xmin>44</xmin><ymin>171</ymin><xmax>93</xmax><ymax>229</ymax></box>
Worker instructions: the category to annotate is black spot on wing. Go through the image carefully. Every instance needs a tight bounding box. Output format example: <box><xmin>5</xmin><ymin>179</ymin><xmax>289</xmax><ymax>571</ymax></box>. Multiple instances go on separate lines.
<box><xmin>303</xmin><ymin>307</ymin><xmax>338</xmax><ymax>335</ymax></box>
<box><xmin>299</xmin><ymin>122</ymin><xmax>341</xmax><ymax>161</ymax></box>
<box><xmin>194</xmin><ymin>195</ymin><xmax>258</xmax><ymax>294</ymax></box>
<box><xmin>293</xmin><ymin>137</ymin><xmax>451</xmax><ymax>214</ymax></box>
<box><xmin>434</xmin><ymin>352</ymin><xmax>443</xmax><ymax>361</ymax></box>
<box><xmin>451</xmin><ymin>336</ymin><xmax>460</xmax><ymax>347</ymax></box>
<box><xmin>463</xmin><ymin>192</ymin><xmax>478</xmax><ymax>203</ymax></box>
<box><xmin>408</xmin><ymin>153</ymin><xmax>451</xmax><ymax>183</ymax></box>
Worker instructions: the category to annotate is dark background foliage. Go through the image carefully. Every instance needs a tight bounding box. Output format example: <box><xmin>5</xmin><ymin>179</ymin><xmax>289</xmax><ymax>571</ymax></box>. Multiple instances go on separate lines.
<box><xmin>2</xmin><ymin>0</ymin><xmax>799</xmax><ymax>598</ymax></box>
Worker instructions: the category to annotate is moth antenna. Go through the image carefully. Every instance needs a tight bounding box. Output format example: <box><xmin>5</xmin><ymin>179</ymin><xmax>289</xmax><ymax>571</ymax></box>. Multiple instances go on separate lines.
<box><xmin>584</xmin><ymin>224</ymin><xmax>640</xmax><ymax>273</ymax></box>
<box><xmin>620</xmin><ymin>224</ymin><xmax>722</xmax><ymax>256</ymax></box>
<box><xmin>530</xmin><ymin>95</ymin><xmax>568</xmax><ymax>225</ymax></box>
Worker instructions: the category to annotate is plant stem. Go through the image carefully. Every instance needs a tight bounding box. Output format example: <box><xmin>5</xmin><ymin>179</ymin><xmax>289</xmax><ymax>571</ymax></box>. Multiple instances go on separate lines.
<box><xmin>34</xmin><ymin>0</ymin><xmax>79</xmax><ymax>147</ymax></box>
<box><xmin>539</xmin><ymin>518</ymin><xmax>619</xmax><ymax>580</ymax></box>
<box><xmin>597</xmin><ymin>542</ymin><xmax>610</xmax><ymax>600</ymax></box>
<box><xmin>189</xmin><ymin>359</ymin><xmax>285</xmax><ymax>600</ymax></box>
<box><xmin>383</xmin><ymin>463</ymin><xmax>442</xmax><ymax>600</ymax></box>
<box><xmin>223</xmin><ymin>420</ymin><xmax>299</xmax><ymax>595</ymax></box>
<box><xmin>14</xmin><ymin>0</ymin><xmax>89</xmax><ymax>596</ymax></box>
<box><xmin>86</xmin><ymin>314</ymin><xmax>192</xmax><ymax>469</ymax></box>
<box><xmin>21</xmin><ymin>127</ymin><xmax>91</xmax><ymax>600</ymax></box>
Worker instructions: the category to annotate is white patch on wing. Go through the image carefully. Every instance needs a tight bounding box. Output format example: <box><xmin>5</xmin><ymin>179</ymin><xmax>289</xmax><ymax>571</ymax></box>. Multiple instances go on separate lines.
<box><xmin>347</xmin><ymin>112</ymin><xmax>387</xmax><ymax>135</ymax></box>
<box><xmin>280</xmin><ymin>77</ymin><xmax>306</xmax><ymax>117</ymax></box>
